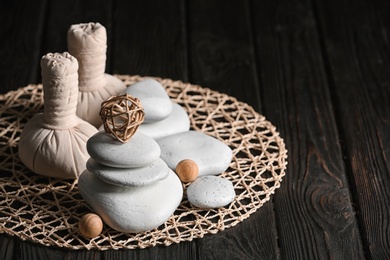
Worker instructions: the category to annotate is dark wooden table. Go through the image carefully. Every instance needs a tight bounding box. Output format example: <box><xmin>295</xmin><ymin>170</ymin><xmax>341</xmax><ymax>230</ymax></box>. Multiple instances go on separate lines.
<box><xmin>1</xmin><ymin>0</ymin><xmax>389</xmax><ymax>259</ymax></box>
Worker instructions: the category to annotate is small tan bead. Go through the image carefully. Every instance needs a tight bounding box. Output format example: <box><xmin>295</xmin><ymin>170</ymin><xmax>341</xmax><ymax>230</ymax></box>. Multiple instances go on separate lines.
<box><xmin>175</xmin><ymin>159</ymin><xmax>199</xmax><ymax>183</ymax></box>
<box><xmin>78</xmin><ymin>213</ymin><xmax>103</xmax><ymax>238</ymax></box>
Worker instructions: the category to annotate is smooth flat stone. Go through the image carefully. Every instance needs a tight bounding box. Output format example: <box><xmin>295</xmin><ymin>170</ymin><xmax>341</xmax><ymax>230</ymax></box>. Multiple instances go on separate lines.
<box><xmin>187</xmin><ymin>176</ymin><xmax>235</xmax><ymax>209</ymax></box>
<box><xmin>87</xmin><ymin>131</ymin><xmax>160</xmax><ymax>168</ymax></box>
<box><xmin>157</xmin><ymin>131</ymin><xmax>232</xmax><ymax>176</ymax></box>
<box><xmin>87</xmin><ymin>158</ymin><xmax>169</xmax><ymax>187</ymax></box>
<box><xmin>125</xmin><ymin>79</ymin><xmax>172</xmax><ymax>123</ymax></box>
<box><xmin>78</xmin><ymin>168</ymin><xmax>183</xmax><ymax>233</ymax></box>
<box><xmin>138</xmin><ymin>102</ymin><xmax>190</xmax><ymax>140</ymax></box>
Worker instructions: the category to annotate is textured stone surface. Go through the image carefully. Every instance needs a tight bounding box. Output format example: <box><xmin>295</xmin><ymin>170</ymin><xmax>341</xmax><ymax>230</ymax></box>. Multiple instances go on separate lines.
<box><xmin>138</xmin><ymin>102</ymin><xmax>190</xmax><ymax>140</ymax></box>
<box><xmin>87</xmin><ymin>131</ymin><xmax>160</xmax><ymax>168</ymax></box>
<box><xmin>78</xmin><ymin>168</ymin><xmax>183</xmax><ymax>233</ymax></box>
<box><xmin>125</xmin><ymin>78</ymin><xmax>172</xmax><ymax>123</ymax></box>
<box><xmin>187</xmin><ymin>176</ymin><xmax>235</xmax><ymax>209</ymax></box>
<box><xmin>157</xmin><ymin>131</ymin><xmax>232</xmax><ymax>176</ymax></box>
<box><xmin>87</xmin><ymin>158</ymin><xmax>169</xmax><ymax>187</ymax></box>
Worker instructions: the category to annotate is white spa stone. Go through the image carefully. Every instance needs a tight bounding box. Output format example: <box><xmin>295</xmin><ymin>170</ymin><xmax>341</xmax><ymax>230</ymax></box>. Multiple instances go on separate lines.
<box><xmin>125</xmin><ymin>79</ymin><xmax>172</xmax><ymax>123</ymax></box>
<box><xmin>187</xmin><ymin>176</ymin><xmax>235</xmax><ymax>209</ymax></box>
<box><xmin>138</xmin><ymin>102</ymin><xmax>190</xmax><ymax>140</ymax></box>
<box><xmin>78</xmin><ymin>168</ymin><xmax>183</xmax><ymax>233</ymax></box>
<box><xmin>86</xmin><ymin>158</ymin><xmax>169</xmax><ymax>187</ymax></box>
<box><xmin>157</xmin><ymin>131</ymin><xmax>232</xmax><ymax>176</ymax></box>
<box><xmin>87</xmin><ymin>131</ymin><xmax>160</xmax><ymax>168</ymax></box>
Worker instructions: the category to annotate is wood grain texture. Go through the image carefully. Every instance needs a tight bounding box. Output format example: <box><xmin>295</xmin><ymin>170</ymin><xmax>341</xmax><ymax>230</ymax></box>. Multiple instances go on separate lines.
<box><xmin>186</xmin><ymin>0</ymin><xmax>261</xmax><ymax>111</ymax></box>
<box><xmin>196</xmin><ymin>209</ymin><xmax>280</xmax><ymax>260</ymax></box>
<box><xmin>102</xmin><ymin>243</ymin><xmax>197</xmax><ymax>260</ymax></box>
<box><xmin>314</xmin><ymin>0</ymin><xmax>390</xmax><ymax>258</ymax></box>
<box><xmin>0</xmin><ymin>0</ymin><xmax>47</xmax><ymax>93</ymax></box>
<box><xmin>251</xmin><ymin>0</ymin><xmax>365</xmax><ymax>258</ymax></box>
<box><xmin>13</xmin><ymin>239</ymin><xmax>101</xmax><ymax>260</ymax></box>
<box><xmin>111</xmin><ymin>0</ymin><xmax>187</xmax><ymax>81</ymax></box>
<box><xmin>0</xmin><ymin>234</ymin><xmax>15</xmax><ymax>260</ymax></box>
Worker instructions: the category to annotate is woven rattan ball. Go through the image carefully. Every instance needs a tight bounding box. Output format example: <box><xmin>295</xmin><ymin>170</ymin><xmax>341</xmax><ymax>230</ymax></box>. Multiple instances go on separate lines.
<box><xmin>100</xmin><ymin>93</ymin><xmax>144</xmax><ymax>142</ymax></box>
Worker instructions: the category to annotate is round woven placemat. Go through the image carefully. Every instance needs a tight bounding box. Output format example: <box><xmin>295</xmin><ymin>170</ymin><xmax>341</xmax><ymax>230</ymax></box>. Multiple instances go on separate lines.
<box><xmin>0</xmin><ymin>75</ymin><xmax>287</xmax><ymax>250</ymax></box>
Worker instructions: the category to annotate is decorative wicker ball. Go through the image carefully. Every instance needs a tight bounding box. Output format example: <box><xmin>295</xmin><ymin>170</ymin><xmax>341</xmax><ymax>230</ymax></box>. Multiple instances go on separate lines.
<box><xmin>100</xmin><ymin>93</ymin><xmax>145</xmax><ymax>143</ymax></box>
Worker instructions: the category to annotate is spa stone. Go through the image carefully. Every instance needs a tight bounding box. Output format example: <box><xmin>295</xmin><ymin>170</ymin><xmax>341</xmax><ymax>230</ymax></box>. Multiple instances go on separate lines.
<box><xmin>138</xmin><ymin>102</ymin><xmax>190</xmax><ymax>140</ymax></box>
<box><xmin>125</xmin><ymin>79</ymin><xmax>172</xmax><ymax>123</ymax></box>
<box><xmin>78</xmin><ymin>168</ymin><xmax>183</xmax><ymax>233</ymax></box>
<box><xmin>187</xmin><ymin>176</ymin><xmax>235</xmax><ymax>209</ymax></box>
<box><xmin>157</xmin><ymin>131</ymin><xmax>232</xmax><ymax>176</ymax></box>
<box><xmin>86</xmin><ymin>158</ymin><xmax>169</xmax><ymax>187</ymax></box>
<box><xmin>87</xmin><ymin>131</ymin><xmax>160</xmax><ymax>168</ymax></box>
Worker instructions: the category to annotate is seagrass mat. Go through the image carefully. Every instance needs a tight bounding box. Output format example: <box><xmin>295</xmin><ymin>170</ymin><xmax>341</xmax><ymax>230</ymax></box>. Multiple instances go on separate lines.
<box><xmin>0</xmin><ymin>75</ymin><xmax>287</xmax><ymax>250</ymax></box>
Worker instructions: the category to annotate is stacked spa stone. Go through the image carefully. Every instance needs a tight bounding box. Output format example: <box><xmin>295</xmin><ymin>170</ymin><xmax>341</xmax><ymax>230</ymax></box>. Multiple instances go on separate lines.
<box><xmin>125</xmin><ymin>78</ymin><xmax>191</xmax><ymax>140</ymax></box>
<box><xmin>78</xmin><ymin>131</ymin><xmax>183</xmax><ymax>233</ymax></box>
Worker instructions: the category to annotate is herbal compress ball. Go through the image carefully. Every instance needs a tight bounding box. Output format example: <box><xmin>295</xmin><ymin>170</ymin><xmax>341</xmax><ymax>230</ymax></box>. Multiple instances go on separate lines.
<box><xmin>18</xmin><ymin>52</ymin><xmax>98</xmax><ymax>179</ymax></box>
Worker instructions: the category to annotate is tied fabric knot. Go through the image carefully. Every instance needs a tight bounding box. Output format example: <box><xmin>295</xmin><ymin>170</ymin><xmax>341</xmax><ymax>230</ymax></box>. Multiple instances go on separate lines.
<box><xmin>68</xmin><ymin>22</ymin><xmax>107</xmax><ymax>92</ymax></box>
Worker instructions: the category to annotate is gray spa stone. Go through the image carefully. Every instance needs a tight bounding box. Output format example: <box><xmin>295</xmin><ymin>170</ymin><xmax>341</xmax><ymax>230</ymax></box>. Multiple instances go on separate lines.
<box><xmin>138</xmin><ymin>102</ymin><xmax>190</xmax><ymax>140</ymax></box>
<box><xmin>86</xmin><ymin>158</ymin><xmax>169</xmax><ymax>187</ymax></box>
<box><xmin>78</xmin><ymin>168</ymin><xmax>183</xmax><ymax>233</ymax></box>
<box><xmin>87</xmin><ymin>131</ymin><xmax>160</xmax><ymax>168</ymax></box>
<box><xmin>187</xmin><ymin>176</ymin><xmax>235</xmax><ymax>209</ymax></box>
<box><xmin>157</xmin><ymin>131</ymin><xmax>232</xmax><ymax>176</ymax></box>
<box><xmin>125</xmin><ymin>79</ymin><xmax>172</xmax><ymax>123</ymax></box>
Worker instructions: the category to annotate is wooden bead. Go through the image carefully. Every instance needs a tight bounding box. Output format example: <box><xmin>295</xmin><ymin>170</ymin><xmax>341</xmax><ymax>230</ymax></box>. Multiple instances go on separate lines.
<box><xmin>78</xmin><ymin>213</ymin><xmax>103</xmax><ymax>238</ymax></box>
<box><xmin>175</xmin><ymin>159</ymin><xmax>199</xmax><ymax>183</ymax></box>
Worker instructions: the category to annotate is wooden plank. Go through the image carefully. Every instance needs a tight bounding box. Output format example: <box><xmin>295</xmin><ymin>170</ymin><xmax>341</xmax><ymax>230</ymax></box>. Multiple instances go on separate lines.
<box><xmin>251</xmin><ymin>0</ymin><xmax>365</xmax><ymax>258</ymax></box>
<box><xmin>186</xmin><ymin>0</ymin><xmax>261</xmax><ymax>110</ymax></box>
<box><xmin>12</xmin><ymin>239</ymin><xmax>101</xmax><ymax>260</ymax></box>
<box><xmin>186</xmin><ymin>0</ymin><xmax>278</xmax><ymax>259</ymax></box>
<box><xmin>0</xmin><ymin>0</ymin><xmax>47</xmax><ymax>93</ymax></box>
<box><xmin>0</xmin><ymin>234</ymin><xmax>15</xmax><ymax>260</ymax></box>
<box><xmin>314</xmin><ymin>0</ymin><xmax>390</xmax><ymax>257</ymax></box>
<box><xmin>196</xmin><ymin>209</ymin><xmax>279</xmax><ymax>259</ymax></box>
<box><xmin>111</xmin><ymin>0</ymin><xmax>188</xmax><ymax>81</ymax></box>
<box><xmin>102</xmin><ymin>243</ymin><xmax>197</xmax><ymax>260</ymax></box>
